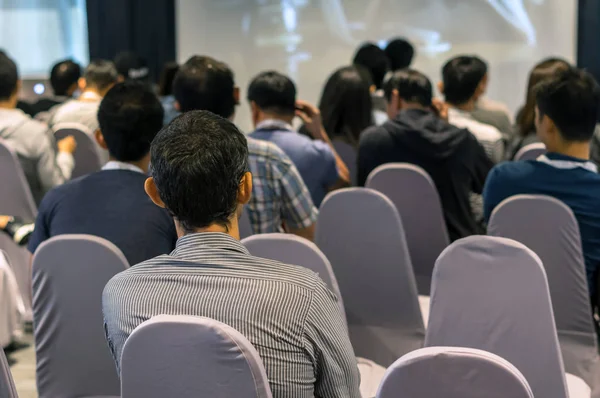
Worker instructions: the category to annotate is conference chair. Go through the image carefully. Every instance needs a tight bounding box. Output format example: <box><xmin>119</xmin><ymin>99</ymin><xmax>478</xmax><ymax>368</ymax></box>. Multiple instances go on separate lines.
<box><xmin>366</xmin><ymin>163</ymin><xmax>449</xmax><ymax>296</ymax></box>
<box><xmin>488</xmin><ymin>194</ymin><xmax>599</xmax><ymax>389</ymax></box>
<box><xmin>239</xmin><ymin>207</ymin><xmax>253</xmax><ymax>240</ymax></box>
<box><xmin>333</xmin><ymin>140</ymin><xmax>357</xmax><ymax>186</ymax></box>
<box><xmin>514</xmin><ymin>142</ymin><xmax>546</xmax><ymax>161</ymax></box>
<box><xmin>316</xmin><ymin>188</ymin><xmax>424</xmax><ymax>367</ymax></box>
<box><xmin>426</xmin><ymin>236</ymin><xmax>590</xmax><ymax>398</ymax></box>
<box><xmin>53</xmin><ymin>123</ymin><xmax>103</xmax><ymax>178</ymax></box>
<box><xmin>0</xmin><ymin>348</ymin><xmax>18</xmax><ymax>398</ymax></box>
<box><xmin>376</xmin><ymin>346</ymin><xmax>534</xmax><ymax>398</ymax></box>
<box><xmin>32</xmin><ymin>235</ymin><xmax>128</xmax><ymax>398</ymax></box>
<box><xmin>0</xmin><ymin>251</ymin><xmax>25</xmax><ymax>348</ymax></box>
<box><xmin>120</xmin><ymin>315</ymin><xmax>272</xmax><ymax>398</ymax></box>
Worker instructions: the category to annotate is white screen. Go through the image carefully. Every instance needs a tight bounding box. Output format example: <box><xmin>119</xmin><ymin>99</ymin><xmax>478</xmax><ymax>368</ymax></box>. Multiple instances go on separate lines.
<box><xmin>177</xmin><ymin>0</ymin><xmax>576</xmax><ymax>132</ymax></box>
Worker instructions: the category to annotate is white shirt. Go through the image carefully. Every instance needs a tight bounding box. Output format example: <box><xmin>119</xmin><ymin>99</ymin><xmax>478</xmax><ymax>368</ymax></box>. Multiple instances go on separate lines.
<box><xmin>448</xmin><ymin>107</ymin><xmax>505</xmax><ymax>163</ymax></box>
<box><xmin>102</xmin><ymin>161</ymin><xmax>145</xmax><ymax>174</ymax></box>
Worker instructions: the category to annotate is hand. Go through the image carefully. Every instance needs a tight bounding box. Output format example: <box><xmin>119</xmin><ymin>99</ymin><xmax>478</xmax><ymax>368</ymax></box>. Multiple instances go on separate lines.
<box><xmin>431</xmin><ymin>98</ymin><xmax>449</xmax><ymax>122</ymax></box>
<box><xmin>295</xmin><ymin>99</ymin><xmax>326</xmax><ymax>140</ymax></box>
<box><xmin>57</xmin><ymin>136</ymin><xmax>77</xmax><ymax>154</ymax></box>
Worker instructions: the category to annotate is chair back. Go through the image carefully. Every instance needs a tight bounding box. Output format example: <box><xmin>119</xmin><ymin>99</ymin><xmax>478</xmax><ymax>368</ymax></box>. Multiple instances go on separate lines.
<box><xmin>316</xmin><ymin>188</ymin><xmax>424</xmax><ymax>366</ymax></box>
<box><xmin>53</xmin><ymin>123</ymin><xmax>102</xmax><ymax>178</ymax></box>
<box><xmin>514</xmin><ymin>142</ymin><xmax>546</xmax><ymax>161</ymax></box>
<box><xmin>0</xmin><ymin>349</ymin><xmax>18</xmax><ymax>398</ymax></box>
<box><xmin>333</xmin><ymin>140</ymin><xmax>357</xmax><ymax>186</ymax></box>
<box><xmin>366</xmin><ymin>163</ymin><xmax>449</xmax><ymax>295</ymax></box>
<box><xmin>121</xmin><ymin>315</ymin><xmax>272</xmax><ymax>398</ymax></box>
<box><xmin>0</xmin><ymin>139</ymin><xmax>36</xmax><ymax>220</ymax></box>
<box><xmin>32</xmin><ymin>235</ymin><xmax>128</xmax><ymax>398</ymax></box>
<box><xmin>239</xmin><ymin>207</ymin><xmax>254</xmax><ymax>239</ymax></box>
<box><xmin>425</xmin><ymin>236</ymin><xmax>569</xmax><ymax>398</ymax></box>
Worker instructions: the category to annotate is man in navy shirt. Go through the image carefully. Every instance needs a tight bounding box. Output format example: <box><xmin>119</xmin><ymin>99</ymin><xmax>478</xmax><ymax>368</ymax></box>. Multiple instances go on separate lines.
<box><xmin>28</xmin><ymin>82</ymin><xmax>177</xmax><ymax>265</ymax></box>
<box><xmin>484</xmin><ymin>66</ymin><xmax>600</xmax><ymax>295</ymax></box>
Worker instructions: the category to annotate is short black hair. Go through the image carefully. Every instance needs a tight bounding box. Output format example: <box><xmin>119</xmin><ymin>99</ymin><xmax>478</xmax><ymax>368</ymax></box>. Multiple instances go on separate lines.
<box><xmin>114</xmin><ymin>51</ymin><xmax>150</xmax><ymax>82</ymax></box>
<box><xmin>442</xmin><ymin>56</ymin><xmax>488</xmax><ymax>105</ymax></box>
<box><xmin>0</xmin><ymin>52</ymin><xmax>18</xmax><ymax>101</ymax></box>
<box><xmin>158</xmin><ymin>61</ymin><xmax>179</xmax><ymax>97</ymax></box>
<box><xmin>151</xmin><ymin>110</ymin><xmax>249</xmax><ymax>231</ymax></box>
<box><xmin>84</xmin><ymin>60</ymin><xmax>119</xmax><ymax>92</ymax></box>
<box><xmin>172</xmin><ymin>56</ymin><xmax>236</xmax><ymax>118</ymax></box>
<box><xmin>384</xmin><ymin>38</ymin><xmax>415</xmax><ymax>71</ymax></box>
<box><xmin>353</xmin><ymin>42</ymin><xmax>390</xmax><ymax>89</ymax></box>
<box><xmin>50</xmin><ymin>59</ymin><xmax>81</xmax><ymax>96</ymax></box>
<box><xmin>97</xmin><ymin>81</ymin><xmax>164</xmax><ymax>161</ymax></box>
<box><xmin>384</xmin><ymin>69</ymin><xmax>433</xmax><ymax>107</ymax></box>
<box><xmin>535</xmin><ymin>67</ymin><xmax>600</xmax><ymax>142</ymax></box>
<box><xmin>247</xmin><ymin>71</ymin><xmax>296</xmax><ymax>116</ymax></box>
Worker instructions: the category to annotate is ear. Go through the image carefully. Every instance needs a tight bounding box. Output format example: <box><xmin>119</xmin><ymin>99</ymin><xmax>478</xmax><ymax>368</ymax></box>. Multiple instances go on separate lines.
<box><xmin>95</xmin><ymin>129</ymin><xmax>108</xmax><ymax>149</ymax></box>
<box><xmin>144</xmin><ymin>177</ymin><xmax>167</xmax><ymax>208</ymax></box>
<box><xmin>386</xmin><ymin>89</ymin><xmax>400</xmax><ymax>120</ymax></box>
<box><xmin>437</xmin><ymin>81</ymin><xmax>444</xmax><ymax>95</ymax></box>
<box><xmin>78</xmin><ymin>77</ymin><xmax>86</xmax><ymax>91</ymax></box>
<box><xmin>369</xmin><ymin>84</ymin><xmax>376</xmax><ymax>94</ymax></box>
<box><xmin>174</xmin><ymin>101</ymin><xmax>181</xmax><ymax>112</ymax></box>
<box><xmin>233</xmin><ymin>86</ymin><xmax>240</xmax><ymax>105</ymax></box>
<box><xmin>237</xmin><ymin>171</ymin><xmax>252</xmax><ymax>206</ymax></box>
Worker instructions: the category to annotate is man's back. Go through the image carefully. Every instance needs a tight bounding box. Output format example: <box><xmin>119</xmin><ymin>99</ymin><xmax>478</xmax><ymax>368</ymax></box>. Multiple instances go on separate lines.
<box><xmin>448</xmin><ymin>108</ymin><xmax>505</xmax><ymax>162</ymax></box>
<box><xmin>50</xmin><ymin>99</ymin><xmax>100</xmax><ymax>133</ymax></box>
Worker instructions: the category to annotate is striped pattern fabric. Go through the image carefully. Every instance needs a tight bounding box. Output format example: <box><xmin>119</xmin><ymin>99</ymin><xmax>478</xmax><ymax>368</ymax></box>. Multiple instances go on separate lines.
<box><xmin>448</xmin><ymin>108</ymin><xmax>505</xmax><ymax>163</ymax></box>
<box><xmin>102</xmin><ymin>232</ymin><xmax>360</xmax><ymax>398</ymax></box>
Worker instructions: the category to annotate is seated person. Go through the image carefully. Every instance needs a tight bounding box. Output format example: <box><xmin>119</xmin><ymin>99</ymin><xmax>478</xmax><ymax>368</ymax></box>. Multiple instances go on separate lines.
<box><xmin>484</xmin><ymin>66</ymin><xmax>600</xmax><ymax>296</ymax></box>
<box><xmin>114</xmin><ymin>51</ymin><xmax>150</xmax><ymax>83</ymax></box>
<box><xmin>173</xmin><ymin>56</ymin><xmax>318</xmax><ymax>240</ymax></box>
<box><xmin>358</xmin><ymin>69</ymin><xmax>493</xmax><ymax>241</ymax></box>
<box><xmin>247</xmin><ymin>71</ymin><xmax>349</xmax><ymax>206</ymax></box>
<box><xmin>353</xmin><ymin>42</ymin><xmax>390</xmax><ymax>124</ymax></box>
<box><xmin>103</xmin><ymin>110</ymin><xmax>360</xmax><ymax>397</ymax></box>
<box><xmin>0</xmin><ymin>53</ymin><xmax>76</xmax><ymax>205</ymax></box>
<box><xmin>384</xmin><ymin>37</ymin><xmax>415</xmax><ymax>72</ymax></box>
<box><xmin>27</xmin><ymin>82</ymin><xmax>177</xmax><ymax>265</ymax></box>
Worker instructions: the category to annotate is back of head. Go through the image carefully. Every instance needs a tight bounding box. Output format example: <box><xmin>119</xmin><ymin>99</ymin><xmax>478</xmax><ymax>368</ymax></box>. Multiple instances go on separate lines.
<box><xmin>384</xmin><ymin>38</ymin><xmax>415</xmax><ymax>71</ymax></box>
<box><xmin>97</xmin><ymin>81</ymin><xmax>164</xmax><ymax>161</ymax></box>
<box><xmin>114</xmin><ymin>51</ymin><xmax>150</xmax><ymax>82</ymax></box>
<box><xmin>0</xmin><ymin>52</ymin><xmax>18</xmax><ymax>101</ymax></box>
<box><xmin>535</xmin><ymin>66</ymin><xmax>600</xmax><ymax>142</ymax></box>
<box><xmin>353</xmin><ymin>42</ymin><xmax>390</xmax><ymax>89</ymax></box>
<box><xmin>158</xmin><ymin>61</ymin><xmax>179</xmax><ymax>97</ymax></box>
<box><xmin>247</xmin><ymin>71</ymin><xmax>296</xmax><ymax>116</ymax></box>
<box><xmin>151</xmin><ymin>111</ymin><xmax>249</xmax><ymax>232</ymax></box>
<box><xmin>172</xmin><ymin>56</ymin><xmax>236</xmax><ymax>118</ymax></box>
<box><xmin>384</xmin><ymin>68</ymin><xmax>433</xmax><ymax>107</ymax></box>
<box><xmin>50</xmin><ymin>59</ymin><xmax>81</xmax><ymax>96</ymax></box>
<box><xmin>84</xmin><ymin>60</ymin><xmax>119</xmax><ymax>92</ymax></box>
<box><xmin>441</xmin><ymin>56</ymin><xmax>488</xmax><ymax>105</ymax></box>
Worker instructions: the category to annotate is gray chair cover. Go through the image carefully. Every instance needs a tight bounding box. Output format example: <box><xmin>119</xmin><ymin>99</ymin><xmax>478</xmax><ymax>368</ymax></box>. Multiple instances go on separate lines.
<box><xmin>0</xmin><ymin>348</ymin><xmax>18</xmax><ymax>398</ymax></box>
<box><xmin>316</xmin><ymin>188</ymin><xmax>424</xmax><ymax>367</ymax></box>
<box><xmin>366</xmin><ymin>163</ymin><xmax>449</xmax><ymax>295</ymax></box>
<box><xmin>53</xmin><ymin>123</ymin><xmax>102</xmax><ymax>179</ymax></box>
<box><xmin>32</xmin><ymin>235</ymin><xmax>128</xmax><ymax>398</ymax></box>
<box><xmin>239</xmin><ymin>207</ymin><xmax>254</xmax><ymax>239</ymax></box>
<box><xmin>426</xmin><ymin>236</ymin><xmax>569</xmax><ymax>398</ymax></box>
<box><xmin>377</xmin><ymin>346</ymin><xmax>534</xmax><ymax>398</ymax></box>
<box><xmin>488</xmin><ymin>194</ymin><xmax>599</xmax><ymax>388</ymax></box>
<box><xmin>514</xmin><ymin>142</ymin><xmax>546</xmax><ymax>161</ymax></box>
<box><xmin>121</xmin><ymin>315</ymin><xmax>273</xmax><ymax>398</ymax></box>
<box><xmin>333</xmin><ymin>140</ymin><xmax>357</xmax><ymax>186</ymax></box>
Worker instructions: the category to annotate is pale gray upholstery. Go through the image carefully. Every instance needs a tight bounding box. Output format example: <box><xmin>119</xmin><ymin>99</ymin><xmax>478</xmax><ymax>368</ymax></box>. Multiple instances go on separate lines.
<box><xmin>121</xmin><ymin>315</ymin><xmax>273</xmax><ymax>398</ymax></box>
<box><xmin>32</xmin><ymin>235</ymin><xmax>128</xmax><ymax>398</ymax></box>
<box><xmin>366</xmin><ymin>163</ymin><xmax>449</xmax><ymax>295</ymax></box>
<box><xmin>53</xmin><ymin>123</ymin><xmax>102</xmax><ymax>179</ymax></box>
<box><xmin>0</xmin><ymin>251</ymin><xmax>24</xmax><ymax>348</ymax></box>
<box><xmin>514</xmin><ymin>142</ymin><xmax>546</xmax><ymax>161</ymax></box>
<box><xmin>333</xmin><ymin>140</ymin><xmax>357</xmax><ymax>186</ymax></box>
<box><xmin>377</xmin><ymin>346</ymin><xmax>534</xmax><ymax>398</ymax></box>
<box><xmin>239</xmin><ymin>207</ymin><xmax>253</xmax><ymax>239</ymax></box>
<box><xmin>316</xmin><ymin>188</ymin><xmax>424</xmax><ymax>367</ymax></box>
<box><xmin>0</xmin><ymin>348</ymin><xmax>18</xmax><ymax>398</ymax></box>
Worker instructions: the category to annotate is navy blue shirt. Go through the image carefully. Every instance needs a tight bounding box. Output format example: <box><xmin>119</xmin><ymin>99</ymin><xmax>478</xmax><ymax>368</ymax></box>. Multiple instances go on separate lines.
<box><xmin>28</xmin><ymin>169</ymin><xmax>177</xmax><ymax>265</ymax></box>
<box><xmin>483</xmin><ymin>153</ymin><xmax>600</xmax><ymax>293</ymax></box>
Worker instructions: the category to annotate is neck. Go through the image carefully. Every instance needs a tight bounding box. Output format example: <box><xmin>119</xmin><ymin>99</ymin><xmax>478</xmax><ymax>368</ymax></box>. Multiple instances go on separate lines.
<box><xmin>548</xmin><ymin>140</ymin><xmax>591</xmax><ymax>160</ymax></box>
<box><xmin>175</xmin><ymin>220</ymin><xmax>240</xmax><ymax>240</ymax></box>
<box><xmin>256</xmin><ymin>112</ymin><xmax>294</xmax><ymax>126</ymax></box>
<box><xmin>109</xmin><ymin>154</ymin><xmax>151</xmax><ymax>173</ymax></box>
<box><xmin>80</xmin><ymin>88</ymin><xmax>102</xmax><ymax>101</ymax></box>
<box><xmin>449</xmin><ymin>99</ymin><xmax>475</xmax><ymax>112</ymax></box>
<box><xmin>0</xmin><ymin>96</ymin><xmax>17</xmax><ymax>109</ymax></box>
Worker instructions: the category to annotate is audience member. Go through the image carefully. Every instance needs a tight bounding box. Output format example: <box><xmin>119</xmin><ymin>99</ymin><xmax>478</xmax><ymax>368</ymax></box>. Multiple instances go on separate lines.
<box><xmin>114</xmin><ymin>51</ymin><xmax>150</xmax><ymax>83</ymax></box>
<box><xmin>158</xmin><ymin>61</ymin><xmax>179</xmax><ymax>125</ymax></box>
<box><xmin>484</xmin><ymin>67</ymin><xmax>600</xmax><ymax>296</ymax></box>
<box><xmin>27</xmin><ymin>81</ymin><xmax>176</xmax><ymax>265</ymax></box>
<box><xmin>353</xmin><ymin>42</ymin><xmax>390</xmax><ymax>116</ymax></box>
<box><xmin>358</xmin><ymin>69</ymin><xmax>493</xmax><ymax>241</ymax></box>
<box><xmin>173</xmin><ymin>56</ymin><xmax>318</xmax><ymax>239</ymax></box>
<box><xmin>102</xmin><ymin>110</ymin><xmax>361</xmax><ymax>397</ymax></box>
<box><xmin>27</xmin><ymin>59</ymin><xmax>81</xmax><ymax>118</ymax></box>
<box><xmin>384</xmin><ymin>37</ymin><xmax>415</xmax><ymax>71</ymax></box>
<box><xmin>0</xmin><ymin>53</ymin><xmax>76</xmax><ymax>205</ymax></box>
<box><xmin>441</xmin><ymin>56</ymin><xmax>505</xmax><ymax>162</ymax></box>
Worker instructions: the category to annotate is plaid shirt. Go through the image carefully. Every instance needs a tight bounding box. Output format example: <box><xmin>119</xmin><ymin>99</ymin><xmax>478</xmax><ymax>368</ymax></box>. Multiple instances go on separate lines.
<box><xmin>246</xmin><ymin>137</ymin><xmax>318</xmax><ymax>233</ymax></box>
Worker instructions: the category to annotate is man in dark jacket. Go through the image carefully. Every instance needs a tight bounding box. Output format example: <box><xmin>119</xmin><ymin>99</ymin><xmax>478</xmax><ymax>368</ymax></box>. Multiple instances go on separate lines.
<box><xmin>357</xmin><ymin>69</ymin><xmax>493</xmax><ymax>241</ymax></box>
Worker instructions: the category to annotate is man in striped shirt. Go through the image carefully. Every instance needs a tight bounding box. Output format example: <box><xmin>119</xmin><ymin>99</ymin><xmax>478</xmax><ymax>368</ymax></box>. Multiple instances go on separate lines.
<box><xmin>102</xmin><ymin>110</ymin><xmax>361</xmax><ymax>398</ymax></box>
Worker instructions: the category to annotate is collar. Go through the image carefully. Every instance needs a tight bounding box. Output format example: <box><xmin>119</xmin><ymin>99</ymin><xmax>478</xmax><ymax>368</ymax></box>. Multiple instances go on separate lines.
<box><xmin>256</xmin><ymin>119</ymin><xmax>294</xmax><ymax>132</ymax></box>
<box><xmin>448</xmin><ymin>107</ymin><xmax>473</xmax><ymax>120</ymax></box>
<box><xmin>102</xmin><ymin>161</ymin><xmax>145</xmax><ymax>174</ymax></box>
<box><xmin>78</xmin><ymin>91</ymin><xmax>102</xmax><ymax>102</ymax></box>
<box><xmin>172</xmin><ymin>232</ymin><xmax>250</xmax><ymax>258</ymax></box>
<box><xmin>538</xmin><ymin>153</ymin><xmax>598</xmax><ymax>173</ymax></box>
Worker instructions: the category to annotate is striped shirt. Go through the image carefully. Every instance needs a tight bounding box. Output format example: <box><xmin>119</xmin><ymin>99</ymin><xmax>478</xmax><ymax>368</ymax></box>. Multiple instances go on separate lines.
<box><xmin>102</xmin><ymin>232</ymin><xmax>360</xmax><ymax>398</ymax></box>
<box><xmin>448</xmin><ymin>108</ymin><xmax>505</xmax><ymax>163</ymax></box>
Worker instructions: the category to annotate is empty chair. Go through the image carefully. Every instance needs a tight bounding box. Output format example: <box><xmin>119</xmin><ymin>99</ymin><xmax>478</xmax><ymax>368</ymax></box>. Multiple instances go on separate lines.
<box><xmin>53</xmin><ymin>123</ymin><xmax>102</xmax><ymax>178</ymax></box>
<box><xmin>0</xmin><ymin>348</ymin><xmax>18</xmax><ymax>398</ymax></box>
<box><xmin>333</xmin><ymin>140</ymin><xmax>357</xmax><ymax>186</ymax></box>
<box><xmin>377</xmin><ymin>346</ymin><xmax>534</xmax><ymax>398</ymax></box>
<box><xmin>366</xmin><ymin>163</ymin><xmax>449</xmax><ymax>295</ymax></box>
<box><xmin>32</xmin><ymin>235</ymin><xmax>128</xmax><ymax>398</ymax></box>
<box><xmin>316</xmin><ymin>188</ymin><xmax>424</xmax><ymax>367</ymax></box>
<box><xmin>239</xmin><ymin>207</ymin><xmax>253</xmax><ymax>239</ymax></box>
<box><xmin>514</xmin><ymin>142</ymin><xmax>546</xmax><ymax>161</ymax></box>
<box><xmin>121</xmin><ymin>315</ymin><xmax>272</xmax><ymax>398</ymax></box>
<box><xmin>426</xmin><ymin>236</ymin><xmax>590</xmax><ymax>398</ymax></box>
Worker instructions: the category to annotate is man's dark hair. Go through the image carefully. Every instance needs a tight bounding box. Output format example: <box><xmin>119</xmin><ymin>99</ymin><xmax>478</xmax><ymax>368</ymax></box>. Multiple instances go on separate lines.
<box><xmin>114</xmin><ymin>51</ymin><xmax>150</xmax><ymax>82</ymax></box>
<box><xmin>535</xmin><ymin>67</ymin><xmax>600</xmax><ymax>142</ymax></box>
<box><xmin>50</xmin><ymin>59</ymin><xmax>81</xmax><ymax>96</ymax></box>
<box><xmin>97</xmin><ymin>81</ymin><xmax>164</xmax><ymax>161</ymax></box>
<box><xmin>247</xmin><ymin>71</ymin><xmax>296</xmax><ymax>116</ymax></box>
<box><xmin>384</xmin><ymin>69</ymin><xmax>433</xmax><ymax>107</ymax></box>
<box><xmin>442</xmin><ymin>56</ymin><xmax>488</xmax><ymax>105</ymax></box>
<box><xmin>353</xmin><ymin>42</ymin><xmax>390</xmax><ymax>89</ymax></box>
<box><xmin>84</xmin><ymin>60</ymin><xmax>119</xmax><ymax>92</ymax></box>
<box><xmin>0</xmin><ymin>52</ymin><xmax>18</xmax><ymax>101</ymax></box>
<box><xmin>172</xmin><ymin>56</ymin><xmax>236</xmax><ymax>118</ymax></box>
<box><xmin>384</xmin><ymin>38</ymin><xmax>415</xmax><ymax>71</ymax></box>
<box><xmin>151</xmin><ymin>110</ymin><xmax>249</xmax><ymax>231</ymax></box>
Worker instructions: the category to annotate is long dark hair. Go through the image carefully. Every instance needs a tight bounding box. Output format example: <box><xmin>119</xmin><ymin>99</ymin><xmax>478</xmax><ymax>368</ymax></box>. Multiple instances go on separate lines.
<box><xmin>319</xmin><ymin>66</ymin><xmax>374</xmax><ymax>147</ymax></box>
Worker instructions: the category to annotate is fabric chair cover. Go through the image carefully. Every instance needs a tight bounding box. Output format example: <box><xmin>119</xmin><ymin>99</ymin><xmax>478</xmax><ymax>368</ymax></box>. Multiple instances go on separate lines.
<box><xmin>426</xmin><ymin>236</ymin><xmax>574</xmax><ymax>398</ymax></box>
<box><xmin>316</xmin><ymin>188</ymin><xmax>424</xmax><ymax>367</ymax></box>
<box><xmin>333</xmin><ymin>140</ymin><xmax>357</xmax><ymax>186</ymax></box>
<box><xmin>32</xmin><ymin>235</ymin><xmax>128</xmax><ymax>398</ymax></box>
<box><xmin>377</xmin><ymin>346</ymin><xmax>534</xmax><ymax>398</ymax></box>
<box><xmin>53</xmin><ymin>123</ymin><xmax>102</xmax><ymax>178</ymax></box>
<box><xmin>366</xmin><ymin>163</ymin><xmax>449</xmax><ymax>295</ymax></box>
<box><xmin>239</xmin><ymin>207</ymin><xmax>253</xmax><ymax>239</ymax></box>
<box><xmin>0</xmin><ymin>251</ymin><xmax>25</xmax><ymax>348</ymax></box>
<box><xmin>0</xmin><ymin>348</ymin><xmax>18</xmax><ymax>398</ymax></box>
<box><xmin>514</xmin><ymin>142</ymin><xmax>546</xmax><ymax>161</ymax></box>
<box><xmin>121</xmin><ymin>315</ymin><xmax>273</xmax><ymax>398</ymax></box>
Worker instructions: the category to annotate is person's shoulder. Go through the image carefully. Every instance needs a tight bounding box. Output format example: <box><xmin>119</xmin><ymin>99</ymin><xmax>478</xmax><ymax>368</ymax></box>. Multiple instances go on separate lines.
<box><xmin>104</xmin><ymin>255</ymin><xmax>172</xmax><ymax>289</ymax></box>
<box><xmin>248</xmin><ymin>136</ymin><xmax>294</xmax><ymax>167</ymax></box>
<box><xmin>470</xmin><ymin>119</ymin><xmax>503</xmax><ymax>141</ymax></box>
<box><xmin>247</xmin><ymin>253</ymin><xmax>325</xmax><ymax>292</ymax></box>
<box><xmin>488</xmin><ymin>160</ymin><xmax>539</xmax><ymax>183</ymax></box>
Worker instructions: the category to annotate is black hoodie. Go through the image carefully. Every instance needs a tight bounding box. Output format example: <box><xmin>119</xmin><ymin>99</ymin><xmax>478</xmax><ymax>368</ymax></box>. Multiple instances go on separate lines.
<box><xmin>358</xmin><ymin>108</ymin><xmax>493</xmax><ymax>241</ymax></box>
